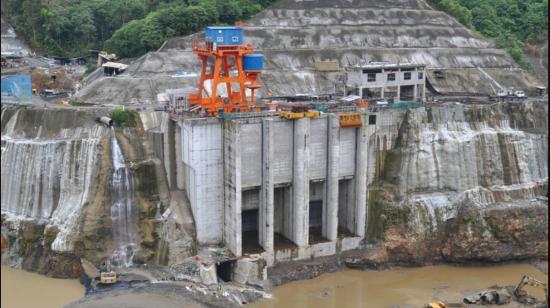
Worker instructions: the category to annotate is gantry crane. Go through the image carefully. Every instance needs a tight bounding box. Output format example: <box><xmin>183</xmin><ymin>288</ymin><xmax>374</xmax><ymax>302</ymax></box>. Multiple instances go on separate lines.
<box><xmin>188</xmin><ymin>26</ymin><xmax>264</xmax><ymax>116</ymax></box>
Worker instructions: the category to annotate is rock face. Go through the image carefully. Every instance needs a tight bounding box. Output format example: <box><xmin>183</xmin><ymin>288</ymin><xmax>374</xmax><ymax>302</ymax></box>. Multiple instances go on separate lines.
<box><xmin>1</xmin><ymin>16</ymin><xmax>30</xmax><ymax>57</ymax></box>
<box><xmin>363</xmin><ymin>101</ymin><xmax>548</xmax><ymax>266</ymax></box>
<box><xmin>77</xmin><ymin>0</ymin><xmax>541</xmax><ymax>105</ymax></box>
<box><xmin>1</xmin><ymin>108</ymin><xmax>195</xmax><ymax>277</ymax></box>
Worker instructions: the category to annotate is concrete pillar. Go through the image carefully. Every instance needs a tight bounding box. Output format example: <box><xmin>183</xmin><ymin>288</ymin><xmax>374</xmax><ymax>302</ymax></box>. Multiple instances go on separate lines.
<box><xmin>380</xmin><ymin>87</ymin><xmax>385</xmax><ymax>99</ymax></box>
<box><xmin>397</xmin><ymin>86</ymin><xmax>401</xmax><ymax>103</ymax></box>
<box><xmin>292</xmin><ymin>118</ymin><xmax>310</xmax><ymax>247</ymax></box>
<box><xmin>422</xmin><ymin>84</ymin><xmax>427</xmax><ymax>102</ymax></box>
<box><xmin>223</xmin><ymin>121</ymin><xmax>242</xmax><ymax>257</ymax></box>
<box><xmin>260</xmin><ymin>119</ymin><xmax>274</xmax><ymax>253</ymax></box>
<box><xmin>413</xmin><ymin>84</ymin><xmax>418</xmax><ymax>102</ymax></box>
<box><xmin>354</xmin><ymin>120</ymin><xmax>368</xmax><ymax>238</ymax></box>
<box><xmin>324</xmin><ymin>114</ymin><xmax>339</xmax><ymax>241</ymax></box>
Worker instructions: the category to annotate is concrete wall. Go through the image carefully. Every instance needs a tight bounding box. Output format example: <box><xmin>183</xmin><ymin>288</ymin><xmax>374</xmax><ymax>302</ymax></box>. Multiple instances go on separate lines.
<box><xmin>181</xmin><ymin>119</ymin><xmax>224</xmax><ymax>244</ymax></box>
<box><xmin>179</xmin><ymin>113</ymin><xmax>384</xmax><ymax>261</ymax></box>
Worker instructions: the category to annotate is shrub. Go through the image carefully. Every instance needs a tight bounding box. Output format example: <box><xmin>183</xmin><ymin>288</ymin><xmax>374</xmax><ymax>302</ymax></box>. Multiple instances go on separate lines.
<box><xmin>111</xmin><ymin>108</ymin><xmax>137</xmax><ymax>127</ymax></box>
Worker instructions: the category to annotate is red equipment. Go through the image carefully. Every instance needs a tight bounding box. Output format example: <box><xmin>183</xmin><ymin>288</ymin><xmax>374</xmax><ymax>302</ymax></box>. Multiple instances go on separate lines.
<box><xmin>188</xmin><ymin>28</ymin><xmax>263</xmax><ymax>116</ymax></box>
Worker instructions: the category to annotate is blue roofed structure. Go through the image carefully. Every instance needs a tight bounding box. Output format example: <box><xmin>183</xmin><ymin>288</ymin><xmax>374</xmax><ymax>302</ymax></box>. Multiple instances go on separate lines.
<box><xmin>1</xmin><ymin>75</ymin><xmax>32</xmax><ymax>102</ymax></box>
<box><xmin>205</xmin><ymin>27</ymin><xmax>243</xmax><ymax>46</ymax></box>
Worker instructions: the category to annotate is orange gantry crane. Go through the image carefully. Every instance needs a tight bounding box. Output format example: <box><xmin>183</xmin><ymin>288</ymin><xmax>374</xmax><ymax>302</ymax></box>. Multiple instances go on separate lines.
<box><xmin>188</xmin><ymin>26</ymin><xmax>264</xmax><ymax>116</ymax></box>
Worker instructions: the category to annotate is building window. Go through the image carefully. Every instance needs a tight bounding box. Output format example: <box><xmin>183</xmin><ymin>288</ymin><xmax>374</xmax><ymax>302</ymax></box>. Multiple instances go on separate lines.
<box><xmin>217</xmin><ymin>37</ymin><xmax>224</xmax><ymax>43</ymax></box>
<box><xmin>404</xmin><ymin>72</ymin><xmax>412</xmax><ymax>80</ymax></box>
<box><xmin>369</xmin><ymin>115</ymin><xmax>377</xmax><ymax>125</ymax></box>
<box><xmin>387</xmin><ymin>73</ymin><xmax>396</xmax><ymax>81</ymax></box>
<box><xmin>367</xmin><ymin>73</ymin><xmax>377</xmax><ymax>82</ymax></box>
<box><xmin>418</xmin><ymin>72</ymin><xmax>424</xmax><ymax>80</ymax></box>
<box><xmin>232</xmin><ymin>36</ymin><xmax>239</xmax><ymax>43</ymax></box>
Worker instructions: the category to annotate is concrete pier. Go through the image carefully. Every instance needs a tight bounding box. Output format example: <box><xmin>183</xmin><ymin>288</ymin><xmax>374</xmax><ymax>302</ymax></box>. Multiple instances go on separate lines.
<box><xmin>260</xmin><ymin>119</ymin><xmax>274</xmax><ymax>253</ymax></box>
<box><xmin>354</xmin><ymin>123</ymin><xmax>368</xmax><ymax>237</ymax></box>
<box><xmin>223</xmin><ymin>121</ymin><xmax>242</xmax><ymax>257</ymax></box>
<box><xmin>292</xmin><ymin>118</ymin><xmax>310</xmax><ymax>247</ymax></box>
<box><xmin>324</xmin><ymin>114</ymin><xmax>339</xmax><ymax>241</ymax></box>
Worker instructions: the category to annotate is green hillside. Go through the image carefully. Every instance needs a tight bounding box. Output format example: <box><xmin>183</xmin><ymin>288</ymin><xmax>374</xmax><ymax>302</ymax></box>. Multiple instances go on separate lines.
<box><xmin>427</xmin><ymin>0</ymin><xmax>548</xmax><ymax>69</ymax></box>
<box><xmin>2</xmin><ymin>0</ymin><xmax>548</xmax><ymax>67</ymax></box>
<box><xmin>1</xmin><ymin>0</ymin><xmax>274</xmax><ymax>57</ymax></box>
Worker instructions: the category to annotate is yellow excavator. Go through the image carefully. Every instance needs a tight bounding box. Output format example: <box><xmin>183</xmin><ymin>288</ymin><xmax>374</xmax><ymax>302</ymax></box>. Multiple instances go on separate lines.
<box><xmin>514</xmin><ymin>275</ymin><xmax>548</xmax><ymax>303</ymax></box>
<box><xmin>426</xmin><ymin>303</ymin><xmax>448</xmax><ymax>308</ymax></box>
<box><xmin>99</xmin><ymin>260</ymin><xmax>117</xmax><ymax>284</ymax></box>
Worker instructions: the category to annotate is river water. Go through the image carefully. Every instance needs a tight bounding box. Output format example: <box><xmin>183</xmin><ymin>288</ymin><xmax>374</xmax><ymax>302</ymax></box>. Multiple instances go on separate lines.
<box><xmin>1</xmin><ymin>263</ymin><xmax>546</xmax><ymax>308</ymax></box>
<box><xmin>250</xmin><ymin>263</ymin><xmax>548</xmax><ymax>308</ymax></box>
<box><xmin>1</xmin><ymin>265</ymin><xmax>84</xmax><ymax>308</ymax></box>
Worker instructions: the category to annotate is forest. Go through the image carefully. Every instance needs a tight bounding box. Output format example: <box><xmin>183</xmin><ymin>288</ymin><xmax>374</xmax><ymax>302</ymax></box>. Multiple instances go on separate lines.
<box><xmin>1</xmin><ymin>0</ymin><xmax>274</xmax><ymax>58</ymax></box>
<box><xmin>427</xmin><ymin>0</ymin><xmax>548</xmax><ymax>69</ymax></box>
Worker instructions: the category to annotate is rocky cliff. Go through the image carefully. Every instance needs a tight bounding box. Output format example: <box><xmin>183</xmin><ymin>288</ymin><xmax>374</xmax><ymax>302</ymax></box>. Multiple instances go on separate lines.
<box><xmin>363</xmin><ymin>101</ymin><xmax>548</xmax><ymax>266</ymax></box>
<box><xmin>0</xmin><ymin>107</ymin><xmax>195</xmax><ymax>277</ymax></box>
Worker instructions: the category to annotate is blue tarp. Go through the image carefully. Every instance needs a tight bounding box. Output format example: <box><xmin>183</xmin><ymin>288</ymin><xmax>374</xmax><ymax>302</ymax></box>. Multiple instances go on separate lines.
<box><xmin>1</xmin><ymin>75</ymin><xmax>32</xmax><ymax>101</ymax></box>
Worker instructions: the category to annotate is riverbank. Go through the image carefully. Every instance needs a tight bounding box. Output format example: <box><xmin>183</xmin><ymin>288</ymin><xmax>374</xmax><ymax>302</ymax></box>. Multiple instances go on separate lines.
<box><xmin>2</xmin><ymin>260</ymin><xmax>547</xmax><ymax>308</ymax></box>
<box><xmin>251</xmin><ymin>263</ymin><xmax>549</xmax><ymax>308</ymax></box>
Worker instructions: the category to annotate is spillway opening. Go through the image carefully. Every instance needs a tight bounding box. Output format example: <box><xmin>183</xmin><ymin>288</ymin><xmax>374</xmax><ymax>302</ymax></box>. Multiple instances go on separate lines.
<box><xmin>274</xmin><ymin>186</ymin><xmax>297</xmax><ymax>250</ymax></box>
<box><xmin>309</xmin><ymin>181</ymin><xmax>328</xmax><ymax>244</ymax></box>
<box><xmin>242</xmin><ymin>209</ymin><xmax>263</xmax><ymax>254</ymax></box>
<box><xmin>309</xmin><ymin>200</ymin><xmax>327</xmax><ymax>244</ymax></box>
<box><xmin>338</xmin><ymin>179</ymin><xmax>356</xmax><ymax>237</ymax></box>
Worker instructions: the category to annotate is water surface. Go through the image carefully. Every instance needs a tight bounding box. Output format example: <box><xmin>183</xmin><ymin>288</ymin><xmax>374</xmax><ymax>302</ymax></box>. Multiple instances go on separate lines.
<box><xmin>250</xmin><ymin>263</ymin><xmax>548</xmax><ymax>308</ymax></box>
<box><xmin>1</xmin><ymin>265</ymin><xmax>84</xmax><ymax>308</ymax></box>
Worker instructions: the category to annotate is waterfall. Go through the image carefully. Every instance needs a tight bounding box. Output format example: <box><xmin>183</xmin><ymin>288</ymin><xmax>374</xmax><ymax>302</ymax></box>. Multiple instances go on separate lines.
<box><xmin>110</xmin><ymin>131</ymin><xmax>139</xmax><ymax>268</ymax></box>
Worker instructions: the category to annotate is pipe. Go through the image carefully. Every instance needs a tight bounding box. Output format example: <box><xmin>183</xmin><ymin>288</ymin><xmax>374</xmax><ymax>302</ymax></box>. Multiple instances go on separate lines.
<box><xmin>98</xmin><ymin>116</ymin><xmax>113</xmax><ymax>127</ymax></box>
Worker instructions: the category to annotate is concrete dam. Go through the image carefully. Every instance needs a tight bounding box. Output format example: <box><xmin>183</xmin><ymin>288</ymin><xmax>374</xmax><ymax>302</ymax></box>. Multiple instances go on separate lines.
<box><xmin>2</xmin><ymin>100</ymin><xmax>546</xmax><ymax>284</ymax></box>
<box><xmin>1</xmin><ymin>0</ymin><xmax>548</xmax><ymax>306</ymax></box>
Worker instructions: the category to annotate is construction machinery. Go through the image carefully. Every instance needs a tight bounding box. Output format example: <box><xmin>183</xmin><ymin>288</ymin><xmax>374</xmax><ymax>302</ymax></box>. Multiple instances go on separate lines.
<box><xmin>339</xmin><ymin>112</ymin><xmax>363</xmax><ymax>127</ymax></box>
<box><xmin>514</xmin><ymin>275</ymin><xmax>548</xmax><ymax>302</ymax></box>
<box><xmin>189</xmin><ymin>26</ymin><xmax>264</xmax><ymax>116</ymax></box>
<box><xmin>426</xmin><ymin>303</ymin><xmax>448</xmax><ymax>308</ymax></box>
<box><xmin>99</xmin><ymin>260</ymin><xmax>117</xmax><ymax>285</ymax></box>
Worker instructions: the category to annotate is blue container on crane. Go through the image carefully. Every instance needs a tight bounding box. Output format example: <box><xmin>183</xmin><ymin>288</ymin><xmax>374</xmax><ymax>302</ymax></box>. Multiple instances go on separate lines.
<box><xmin>205</xmin><ymin>27</ymin><xmax>243</xmax><ymax>46</ymax></box>
<box><xmin>243</xmin><ymin>54</ymin><xmax>264</xmax><ymax>71</ymax></box>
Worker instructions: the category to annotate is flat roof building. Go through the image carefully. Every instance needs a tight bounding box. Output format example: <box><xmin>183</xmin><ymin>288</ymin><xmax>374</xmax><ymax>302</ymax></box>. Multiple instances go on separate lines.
<box><xmin>345</xmin><ymin>62</ymin><xmax>426</xmax><ymax>103</ymax></box>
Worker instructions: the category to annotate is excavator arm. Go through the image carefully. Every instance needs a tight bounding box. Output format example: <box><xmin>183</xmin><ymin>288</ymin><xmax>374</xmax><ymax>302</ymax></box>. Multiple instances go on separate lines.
<box><xmin>514</xmin><ymin>275</ymin><xmax>548</xmax><ymax>302</ymax></box>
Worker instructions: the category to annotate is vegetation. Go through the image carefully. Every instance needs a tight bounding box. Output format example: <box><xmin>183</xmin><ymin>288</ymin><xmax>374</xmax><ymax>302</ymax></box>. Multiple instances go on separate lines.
<box><xmin>427</xmin><ymin>0</ymin><xmax>549</xmax><ymax>70</ymax></box>
<box><xmin>111</xmin><ymin>108</ymin><xmax>138</xmax><ymax>127</ymax></box>
<box><xmin>3</xmin><ymin>0</ymin><xmax>546</xmax><ymax>69</ymax></box>
<box><xmin>2</xmin><ymin>0</ymin><xmax>274</xmax><ymax>58</ymax></box>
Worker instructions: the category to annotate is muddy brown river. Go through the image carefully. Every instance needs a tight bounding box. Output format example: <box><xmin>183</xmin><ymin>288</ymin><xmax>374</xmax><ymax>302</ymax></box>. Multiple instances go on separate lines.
<box><xmin>250</xmin><ymin>263</ymin><xmax>548</xmax><ymax>308</ymax></box>
<box><xmin>1</xmin><ymin>263</ymin><xmax>547</xmax><ymax>308</ymax></box>
<box><xmin>1</xmin><ymin>265</ymin><xmax>85</xmax><ymax>308</ymax></box>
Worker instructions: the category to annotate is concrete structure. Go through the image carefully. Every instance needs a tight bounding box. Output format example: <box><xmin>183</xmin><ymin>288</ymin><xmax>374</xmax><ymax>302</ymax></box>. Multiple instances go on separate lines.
<box><xmin>345</xmin><ymin>62</ymin><xmax>426</xmax><ymax>102</ymax></box>
<box><xmin>178</xmin><ymin>113</ymin><xmax>382</xmax><ymax>265</ymax></box>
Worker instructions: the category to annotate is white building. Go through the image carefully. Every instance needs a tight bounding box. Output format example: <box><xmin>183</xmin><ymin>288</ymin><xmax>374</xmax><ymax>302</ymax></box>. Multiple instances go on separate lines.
<box><xmin>345</xmin><ymin>62</ymin><xmax>426</xmax><ymax>102</ymax></box>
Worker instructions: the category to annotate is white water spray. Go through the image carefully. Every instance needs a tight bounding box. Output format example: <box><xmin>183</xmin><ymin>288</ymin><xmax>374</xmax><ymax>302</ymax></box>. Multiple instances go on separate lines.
<box><xmin>110</xmin><ymin>129</ymin><xmax>139</xmax><ymax>267</ymax></box>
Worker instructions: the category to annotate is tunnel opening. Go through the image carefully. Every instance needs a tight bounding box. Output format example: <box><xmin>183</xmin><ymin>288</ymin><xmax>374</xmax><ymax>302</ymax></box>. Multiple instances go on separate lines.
<box><xmin>241</xmin><ymin>209</ymin><xmax>263</xmax><ymax>254</ymax></box>
<box><xmin>309</xmin><ymin>181</ymin><xmax>328</xmax><ymax>244</ymax></box>
<box><xmin>338</xmin><ymin>179</ymin><xmax>356</xmax><ymax>237</ymax></box>
<box><xmin>309</xmin><ymin>200</ymin><xmax>327</xmax><ymax>244</ymax></box>
<box><xmin>216</xmin><ymin>260</ymin><xmax>235</xmax><ymax>282</ymax></box>
<box><xmin>274</xmin><ymin>186</ymin><xmax>297</xmax><ymax>250</ymax></box>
